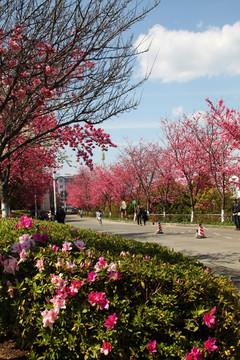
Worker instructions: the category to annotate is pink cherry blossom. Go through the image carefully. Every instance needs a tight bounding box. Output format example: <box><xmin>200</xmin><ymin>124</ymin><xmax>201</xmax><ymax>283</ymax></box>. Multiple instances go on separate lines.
<box><xmin>104</xmin><ymin>313</ymin><xmax>118</xmax><ymax>330</ymax></box>
<box><xmin>41</xmin><ymin>308</ymin><xmax>59</xmax><ymax>330</ymax></box>
<box><xmin>100</xmin><ymin>342</ymin><xmax>112</xmax><ymax>356</ymax></box>
<box><xmin>87</xmin><ymin>271</ymin><xmax>97</xmax><ymax>282</ymax></box>
<box><xmin>147</xmin><ymin>340</ymin><xmax>157</xmax><ymax>355</ymax></box>
<box><xmin>204</xmin><ymin>337</ymin><xmax>218</xmax><ymax>354</ymax></box>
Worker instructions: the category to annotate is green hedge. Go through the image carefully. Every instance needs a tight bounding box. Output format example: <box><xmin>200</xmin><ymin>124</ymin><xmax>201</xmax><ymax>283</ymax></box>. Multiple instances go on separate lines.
<box><xmin>0</xmin><ymin>216</ymin><xmax>240</xmax><ymax>359</ymax></box>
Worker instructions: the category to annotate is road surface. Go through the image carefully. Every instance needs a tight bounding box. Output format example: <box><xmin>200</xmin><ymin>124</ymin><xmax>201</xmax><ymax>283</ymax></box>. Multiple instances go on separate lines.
<box><xmin>66</xmin><ymin>215</ymin><xmax>240</xmax><ymax>291</ymax></box>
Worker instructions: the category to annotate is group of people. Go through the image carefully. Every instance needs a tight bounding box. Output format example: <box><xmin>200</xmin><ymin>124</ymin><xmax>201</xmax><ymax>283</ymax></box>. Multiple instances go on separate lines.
<box><xmin>232</xmin><ymin>198</ymin><xmax>240</xmax><ymax>230</ymax></box>
<box><xmin>47</xmin><ymin>206</ymin><xmax>66</xmax><ymax>223</ymax></box>
<box><xmin>136</xmin><ymin>205</ymin><xmax>149</xmax><ymax>226</ymax></box>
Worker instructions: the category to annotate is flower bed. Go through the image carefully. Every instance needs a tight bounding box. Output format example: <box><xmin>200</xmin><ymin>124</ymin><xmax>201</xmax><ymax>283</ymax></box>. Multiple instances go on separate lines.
<box><xmin>0</xmin><ymin>215</ymin><xmax>240</xmax><ymax>359</ymax></box>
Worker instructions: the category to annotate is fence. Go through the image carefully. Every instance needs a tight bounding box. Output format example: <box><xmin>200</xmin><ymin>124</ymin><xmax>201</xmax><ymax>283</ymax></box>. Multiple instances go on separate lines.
<box><xmin>148</xmin><ymin>213</ymin><xmax>233</xmax><ymax>224</ymax></box>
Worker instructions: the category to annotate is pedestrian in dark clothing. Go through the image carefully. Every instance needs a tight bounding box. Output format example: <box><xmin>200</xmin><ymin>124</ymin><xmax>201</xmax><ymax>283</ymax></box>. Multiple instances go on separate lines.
<box><xmin>136</xmin><ymin>205</ymin><xmax>142</xmax><ymax>225</ymax></box>
<box><xmin>232</xmin><ymin>199</ymin><xmax>240</xmax><ymax>230</ymax></box>
<box><xmin>55</xmin><ymin>206</ymin><xmax>66</xmax><ymax>224</ymax></box>
<box><xmin>142</xmin><ymin>208</ymin><xmax>149</xmax><ymax>226</ymax></box>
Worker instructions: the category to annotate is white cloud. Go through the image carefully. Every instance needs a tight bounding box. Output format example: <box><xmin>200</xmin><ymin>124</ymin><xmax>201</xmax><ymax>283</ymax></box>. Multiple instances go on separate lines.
<box><xmin>197</xmin><ymin>21</ymin><xmax>203</xmax><ymax>29</ymax></box>
<box><xmin>172</xmin><ymin>106</ymin><xmax>184</xmax><ymax>117</ymax></box>
<box><xmin>134</xmin><ymin>21</ymin><xmax>240</xmax><ymax>83</ymax></box>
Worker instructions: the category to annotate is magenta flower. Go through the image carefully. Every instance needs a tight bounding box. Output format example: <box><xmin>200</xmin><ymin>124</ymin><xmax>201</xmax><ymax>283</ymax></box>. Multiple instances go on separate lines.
<box><xmin>104</xmin><ymin>313</ymin><xmax>118</xmax><ymax>330</ymax></box>
<box><xmin>20</xmin><ymin>215</ymin><xmax>34</xmax><ymax>228</ymax></box>
<box><xmin>100</xmin><ymin>342</ymin><xmax>112</xmax><ymax>356</ymax></box>
<box><xmin>87</xmin><ymin>271</ymin><xmax>97</xmax><ymax>282</ymax></box>
<box><xmin>147</xmin><ymin>340</ymin><xmax>157</xmax><ymax>355</ymax></box>
<box><xmin>88</xmin><ymin>291</ymin><xmax>110</xmax><ymax>310</ymax></box>
<box><xmin>108</xmin><ymin>271</ymin><xmax>122</xmax><ymax>281</ymax></box>
<box><xmin>185</xmin><ymin>347</ymin><xmax>203</xmax><ymax>360</ymax></box>
<box><xmin>204</xmin><ymin>337</ymin><xmax>218</xmax><ymax>354</ymax></box>
<box><xmin>203</xmin><ymin>307</ymin><xmax>216</xmax><ymax>328</ymax></box>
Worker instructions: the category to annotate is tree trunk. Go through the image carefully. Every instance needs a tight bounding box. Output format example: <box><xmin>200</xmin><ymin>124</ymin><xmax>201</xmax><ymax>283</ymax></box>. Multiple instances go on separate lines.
<box><xmin>1</xmin><ymin>180</ymin><xmax>10</xmax><ymax>218</ymax></box>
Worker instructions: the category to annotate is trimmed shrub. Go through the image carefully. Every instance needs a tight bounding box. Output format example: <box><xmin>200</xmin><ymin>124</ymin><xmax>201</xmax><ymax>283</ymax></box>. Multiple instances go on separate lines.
<box><xmin>0</xmin><ymin>216</ymin><xmax>240</xmax><ymax>359</ymax></box>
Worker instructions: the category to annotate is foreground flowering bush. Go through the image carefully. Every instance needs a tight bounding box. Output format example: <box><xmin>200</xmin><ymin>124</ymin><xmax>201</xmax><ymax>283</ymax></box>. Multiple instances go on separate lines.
<box><xmin>0</xmin><ymin>216</ymin><xmax>240</xmax><ymax>359</ymax></box>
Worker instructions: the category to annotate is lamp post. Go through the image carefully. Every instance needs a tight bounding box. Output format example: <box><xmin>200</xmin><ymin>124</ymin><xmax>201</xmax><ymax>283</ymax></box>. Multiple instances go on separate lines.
<box><xmin>53</xmin><ymin>174</ymin><xmax>57</xmax><ymax>215</ymax></box>
<box><xmin>100</xmin><ymin>144</ymin><xmax>105</xmax><ymax>167</ymax></box>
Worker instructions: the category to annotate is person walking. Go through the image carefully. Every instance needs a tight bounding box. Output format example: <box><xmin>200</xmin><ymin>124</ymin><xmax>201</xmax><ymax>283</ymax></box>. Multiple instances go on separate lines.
<box><xmin>142</xmin><ymin>207</ymin><xmax>149</xmax><ymax>226</ymax></box>
<box><xmin>136</xmin><ymin>205</ymin><xmax>142</xmax><ymax>225</ymax></box>
<box><xmin>96</xmin><ymin>209</ymin><xmax>103</xmax><ymax>225</ymax></box>
<box><xmin>232</xmin><ymin>199</ymin><xmax>240</xmax><ymax>230</ymax></box>
<box><xmin>55</xmin><ymin>206</ymin><xmax>66</xmax><ymax>224</ymax></box>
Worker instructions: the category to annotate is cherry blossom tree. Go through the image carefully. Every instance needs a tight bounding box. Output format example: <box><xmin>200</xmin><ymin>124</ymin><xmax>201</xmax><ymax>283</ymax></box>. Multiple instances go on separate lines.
<box><xmin>161</xmin><ymin>119</ymin><xmax>207</xmax><ymax>222</ymax></box>
<box><xmin>189</xmin><ymin>101</ymin><xmax>240</xmax><ymax>221</ymax></box>
<box><xmin>0</xmin><ymin>0</ymin><xmax>160</xmax><ymax>217</ymax></box>
<box><xmin>66</xmin><ymin>167</ymin><xmax>94</xmax><ymax>212</ymax></box>
<box><xmin>117</xmin><ymin>141</ymin><xmax>160</xmax><ymax>211</ymax></box>
<box><xmin>151</xmin><ymin>148</ymin><xmax>180</xmax><ymax>217</ymax></box>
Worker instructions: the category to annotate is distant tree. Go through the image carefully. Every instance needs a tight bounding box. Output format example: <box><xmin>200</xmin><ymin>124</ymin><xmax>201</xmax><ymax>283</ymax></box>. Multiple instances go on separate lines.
<box><xmin>66</xmin><ymin>167</ymin><xmax>94</xmax><ymax>211</ymax></box>
<box><xmin>161</xmin><ymin>119</ymin><xmax>207</xmax><ymax>222</ymax></box>
<box><xmin>118</xmin><ymin>141</ymin><xmax>160</xmax><ymax>211</ymax></box>
<box><xmin>188</xmin><ymin>103</ymin><xmax>240</xmax><ymax>221</ymax></box>
<box><xmin>0</xmin><ymin>0</ymin><xmax>160</xmax><ymax>217</ymax></box>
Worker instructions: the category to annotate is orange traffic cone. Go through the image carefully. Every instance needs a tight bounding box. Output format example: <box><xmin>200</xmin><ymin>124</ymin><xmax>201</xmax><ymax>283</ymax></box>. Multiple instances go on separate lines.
<box><xmin>196</xmin><ymin>224</ymin><xmax>206</xmax><ymax>238</ymax></box>
<box><xmin>156</xmin><ymin>222</ymin><xmax>163</xmax><ymax>234</ymax></box>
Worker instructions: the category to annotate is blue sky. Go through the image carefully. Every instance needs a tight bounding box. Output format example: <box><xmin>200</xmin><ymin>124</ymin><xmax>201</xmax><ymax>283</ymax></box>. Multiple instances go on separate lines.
<box><xmin>60</xmin><ymin>0</ymin><xmax>240</xmax><ymax>175</ymax></box>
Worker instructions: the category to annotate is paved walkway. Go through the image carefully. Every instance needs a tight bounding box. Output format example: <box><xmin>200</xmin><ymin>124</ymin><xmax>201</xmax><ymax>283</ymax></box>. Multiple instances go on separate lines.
<box><xmin>66</xmin><ymin>215</ymin><xmax>240</xmax><ymax>292</ymax></box>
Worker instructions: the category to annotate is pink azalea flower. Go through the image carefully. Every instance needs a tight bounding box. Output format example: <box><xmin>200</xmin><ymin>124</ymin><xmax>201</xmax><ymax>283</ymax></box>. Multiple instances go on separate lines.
<box><xmin>147</xmin><ymin>340</ymin><xmax>157</xmax><ymax>355</ymax></box>
<box><xmin>88</xmin><ymin>291</ymin><xmax>110</xmax><ymax>310</ymax></box>
<box><xmin>41</xmin><ymin>308</ymin><xmax>59</xmax><ymax>330</ymax></box>
<box><xmin>107</xmin><ymin>262</ymin><xmax>118</xmax><ymax>272</ymax></box>
<box><xmin>203</xmin><ymin>307</ymin><xmax>216</xmax><ymax>328</ymax></box>
<box><xmin>185</xmin><ymin>347</ymin><xmax>203</xmax><ymax>360</ymax></box>
<box><xmin>18</xmin><ymin>249</ymin><xmax>28</xmax><ymax>264</ymax></box>
<box><xmin>50</xmin><ymin>294</ymin><xmax>67</xmax><ymax>310</ymax></box>
<box><xmin>98</xmin><ymin>256</ymin><xmax>108</xmax><ymax>267</ymax></box>
<box><xmin>7</xmin><ymin>281</ymin><xmax>14</xmax><ymax>298</ymax></box>
<box><xmin>65</xmin><ymin>260</ymin><xmax>77</xmax><ymax>273</ymax></box>
<box><xmin>104</xmin><ymin>313</ymin><xmax>118</xmax><ymax>330</ymax></box>
<box><xmin>108</xmin><ymin>271</ymin><xmax>122</xmax><ymax>281</ymax></box>
<box><xmin>49</xmin><ymin>244</ymin><xmax>59</xmax><ymax>252</ymax></box>
<box><xmin>50</xmin><ymin>273</ymin><xmax>68</xmax><ymax>290</ymax></box>
<box><xmin>74</xmin><ymin>240</ymin><xmax>86</xmax><ymax>250</ymax></box>
<box><xmin>2</xmin><ymin>257</ymin><xmax>19</xmax><ymax>274</ymax></box>
<box><xmin>20</xmin><ymin>215</ymin><xmax>34</xmax><ymax>228</ymax></box>
<box><xmin>87</xmin><ymin>271</ymin><xmax>97</xmax><ymax>282</ymax></box>
<box><xmin>204</xmin><ymin>337</ymin><xmax>218</xmax><ymax>354</ymax></box>
<box><xmin>62</xmin><ymin>241</ymin><xmax>72</xmax><ymax>253</ymax></box>
<box><xmin>100</xmin><ymin>342</ymin><xmax>112</xmax><ymax>356</ymax></box>
<box><xmin>36</xmin><ymin>257</ymin><xmax>44</xmax><ymax>271</ymax></box>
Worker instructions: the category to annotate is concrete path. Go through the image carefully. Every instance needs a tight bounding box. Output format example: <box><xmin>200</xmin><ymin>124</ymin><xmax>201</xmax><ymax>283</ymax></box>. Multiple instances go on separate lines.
<box><xmin>66</xmin><ymin>215</ymin><xmax>240</xmax><ymax>291</ymax></box>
